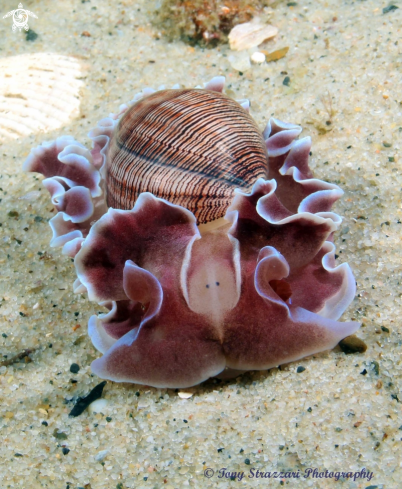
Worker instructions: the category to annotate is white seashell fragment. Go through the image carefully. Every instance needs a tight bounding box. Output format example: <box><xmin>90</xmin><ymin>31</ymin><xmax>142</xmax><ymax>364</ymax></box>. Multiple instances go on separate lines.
<box><xmin>88</xmin><ymin>398</ymin><xmax>110</xmax><ymax>414</ymax></box>
<box><xmin>0</xmin><ymin>53</ymin><xmax>85</xmax><ymax>143</ymax></box>
<box><xmin>178</xmin><ymin>391</ymin><xmax>193</xmax><ymax>399</ymax></box>
<box><xmin>95</xmin><ymin>449</ymin><xmax>109</xmax><ymax>462</ymax></box>
<box><xmin>19</xmin><ymin>190</ymin><xmax>41</xmax><ymax>201</ymax></box>
<box><xmin>251</xmin><ymin>52</ymin><xmax>266</xmax><ymax>64</ymax></box>
<box><xmin>229</xmin><ymin>21</ymin><xmax>278</xmax><ymax>51</ymax></box>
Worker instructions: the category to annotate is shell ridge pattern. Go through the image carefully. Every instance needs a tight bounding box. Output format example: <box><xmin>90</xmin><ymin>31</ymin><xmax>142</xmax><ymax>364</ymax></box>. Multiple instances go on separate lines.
<box><xmin>109</xmin><ymin>142</ymin><xmax>235</xmax><ymax>217</ymax></box>
<box><xmin>115</xmin><ymin>136</ymin><xmax>254</xmax><ymax>188</ymax></box>
<box><xmin>121</xmin><ymin>94</ymin><xmax>254</xmax><ymax>172</ymax></box>
<box><xmin>107</xmin><ymin>88</ymin><xmax>268</xmax><ymax>221</ymax></box>
<box><xmin>158</xmin><ymin>93</ymin><xmax>241</xmax><ymax>149</ymax></box>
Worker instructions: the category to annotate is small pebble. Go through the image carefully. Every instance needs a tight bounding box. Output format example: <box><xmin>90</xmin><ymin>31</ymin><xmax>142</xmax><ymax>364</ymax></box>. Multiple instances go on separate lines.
<box><xmin>53</xmin><ymin>429</ymin><xmax>68</xmax><ymax>440</ymax></box>
<box><xmin>62</xmin><ymin>447</ymin><xmax>70</xmax><ymax>455</ymax></box>
<box><xmin>383</xmin><ymin>4</ymin><xmax>398</xmax><ymax>14</ymax></box>
<box><xmin>70</xmin><ymin>363</ymin><xmax>80</xmax><ymax>374</ymax></box>
<box><xmin>88</xmin><ymin>398</ymin><xmax>110</xmax><ymax>415</ymax></box>
<box><xmin>178</xmin><ymin>392</ymin><xmax>193</xmax><ymax>399</ymax></box>
<box><xmin>370</xmin><ymin>361</ymin><xmax>380</xmax><ymax>375</ymax></box>
<box><xmin>339</xmin><ymin>335</ymin><xmax>367</xmax><ymax>354</ymax></box>
<box><xmin>95</xmin><ymin>449</ymin><xmax>109</xmax><ymax>462</ymax></box>
<box><xmin>251</xmin><ymin>52</ymin><xmax>266</xmax><ymax>64</ymax></box>
<box><xmin>296</xmin><ymin>366</ymin><xmax>306</xmax><ymax>373</ymax></box>
<box><xmin>26</xmin><ymin>29</ymin><xmax>38</xmax><ymax>42</ymax></box>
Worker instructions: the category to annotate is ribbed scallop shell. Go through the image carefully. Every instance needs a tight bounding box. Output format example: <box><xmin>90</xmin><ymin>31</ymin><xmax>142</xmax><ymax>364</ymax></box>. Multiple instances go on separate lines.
<box><xmin>0</xmin><ymin>53</ymin><xmax>84</xmax><ymax>142</ymax></box>
<box><xmin>107</xmin><ymin>89</ymin><xmax>268</xmax><ymax>223</ymax></box>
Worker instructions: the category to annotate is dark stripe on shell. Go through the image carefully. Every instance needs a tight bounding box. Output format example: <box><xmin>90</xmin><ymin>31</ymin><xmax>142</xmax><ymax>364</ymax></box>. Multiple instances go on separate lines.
<box><xmin>107</xmin><ymin>89</ymin><xmax>268</xmax><ymax>223</ymax></box>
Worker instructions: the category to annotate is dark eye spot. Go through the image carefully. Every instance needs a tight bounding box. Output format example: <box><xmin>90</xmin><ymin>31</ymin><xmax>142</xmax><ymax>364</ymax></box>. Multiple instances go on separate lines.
<box><xmin>206</xmin><ymin>284</ymin><xmax>209</xmax><ymax>288</ymax></box>
<box><xmin>216</xmin><ymin>282</ymin><xmax>220</xmax><ymax>286</ymax></box>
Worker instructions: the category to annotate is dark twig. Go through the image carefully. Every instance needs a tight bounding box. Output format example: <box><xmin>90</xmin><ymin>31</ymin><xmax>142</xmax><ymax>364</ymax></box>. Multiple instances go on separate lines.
<box><xmin>0</xmin><ymin>348</ymin><xmax>36</xmax><ymax>367</ymax></box>
<box><xmin>69</xmin><ymin>381</ymin><xmax>107</xmax><ymax>417</ymax></box>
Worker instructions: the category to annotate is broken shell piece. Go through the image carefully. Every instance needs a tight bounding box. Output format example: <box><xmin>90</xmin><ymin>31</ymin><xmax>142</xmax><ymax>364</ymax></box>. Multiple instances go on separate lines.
<box><xmin>95</xmin><ymin>449</ymin><xmax>110</xmax><ymax>462</ymax></box>
<box><xmin>88</xmin><ymin>398</ymin><xmax>110</xmax><ymax>414</ymax></box>
<box><xmin>229</xmin><ymin>21</ymin><xmax>278</xmax><ymax>51</ymax></box>
<box><xmin>263</xmin><ymin>46</ymin><xmax>289</xmax><ymax>62</ymax></box>
<box><xmin>178</xmin><ymin>392</ymin><xmax>194</xmax><ymax>399</ymax></box>
<box><xmin>251</xmin><ymin>52</ymin><xmax>266</xmax><ymax>64</ymax></box>
<box><xmin>19</xmin><ymin>190</ymin><xmax>41</xmax><ymax>201</ymax></box>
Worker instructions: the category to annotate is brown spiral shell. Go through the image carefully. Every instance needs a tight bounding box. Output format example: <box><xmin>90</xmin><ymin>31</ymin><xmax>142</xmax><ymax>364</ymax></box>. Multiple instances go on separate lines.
<box><xmin>106</xmin><ymin>89</ymin><xmax>268</xmax><ymax>224</ymax></box>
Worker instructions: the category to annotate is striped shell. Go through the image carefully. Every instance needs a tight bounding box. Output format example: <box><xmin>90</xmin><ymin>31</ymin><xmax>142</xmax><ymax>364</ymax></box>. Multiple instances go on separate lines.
<box><xmin>106</xmin><ymin>89</ymin><xmax>268</xmax><ymax>223</ymax></box>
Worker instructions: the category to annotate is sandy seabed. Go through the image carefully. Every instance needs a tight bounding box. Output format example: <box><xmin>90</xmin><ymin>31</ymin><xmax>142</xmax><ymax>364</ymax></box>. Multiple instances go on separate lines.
<box><xmin>0</xmin><ymin>0</ymin><xmax>401</xmax><ymax>488</ymax></box>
